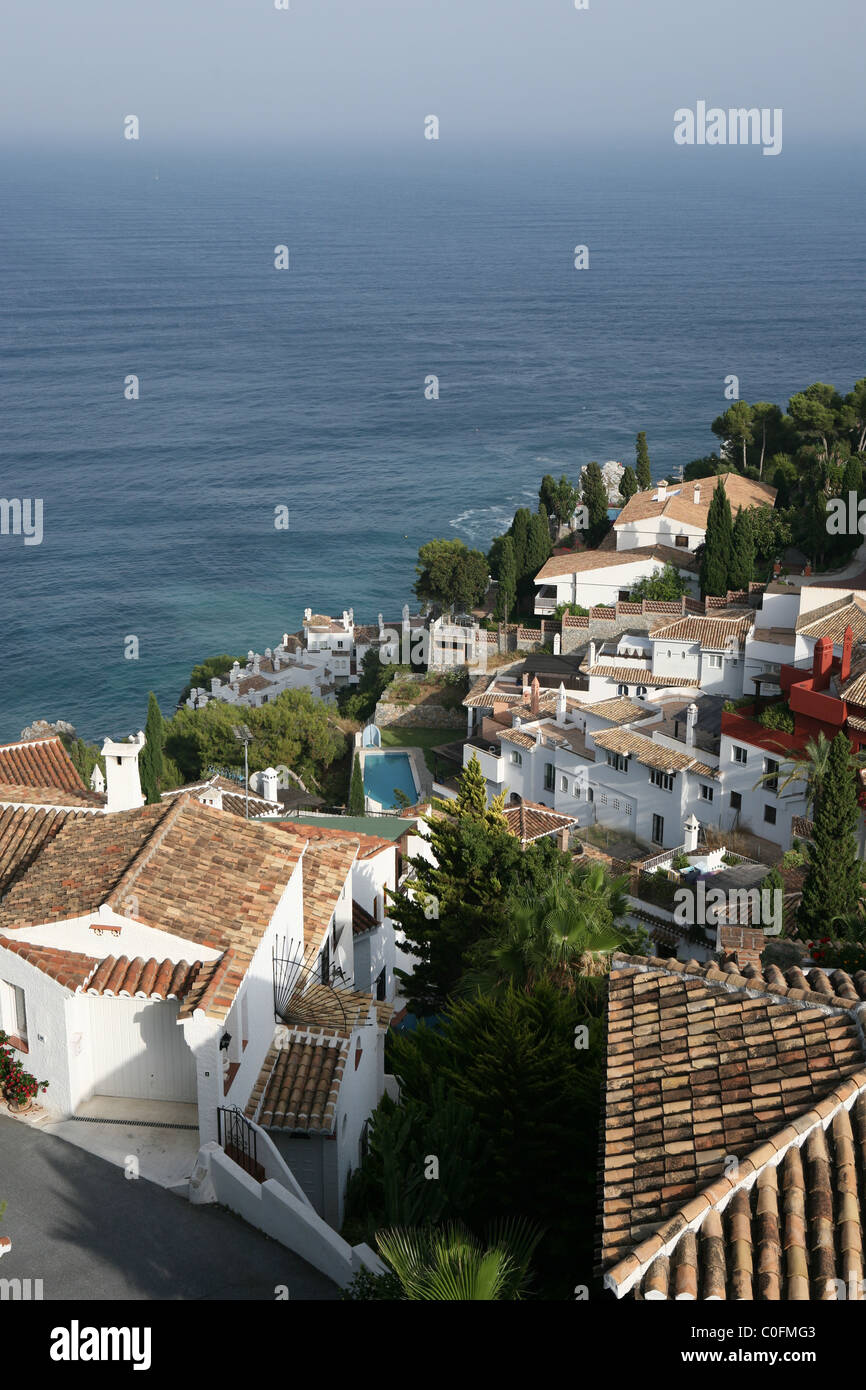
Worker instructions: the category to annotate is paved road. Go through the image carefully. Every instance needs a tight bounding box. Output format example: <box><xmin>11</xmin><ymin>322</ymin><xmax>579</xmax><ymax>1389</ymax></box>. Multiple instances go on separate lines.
<box><xmin>0</xmin><ymin>1114</ymin><xmax>339</xmax><ymax>1300</ymax></box>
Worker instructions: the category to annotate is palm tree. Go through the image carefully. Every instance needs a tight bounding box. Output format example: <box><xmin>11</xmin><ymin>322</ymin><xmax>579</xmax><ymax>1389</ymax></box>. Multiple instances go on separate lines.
<box><xmin>462</xmin><ymin>863</ymin><xmax>629</xmax><ymax>995</ymax></box>
<box><xmin>752</xmin><ymin>731</ymin><xmax>866</xmax><ymax>812</ymax></box>
<box><xmin>376</xmin><ymin>1219</ymin><xmax>541</xmax><ymax>1300</ymax></box>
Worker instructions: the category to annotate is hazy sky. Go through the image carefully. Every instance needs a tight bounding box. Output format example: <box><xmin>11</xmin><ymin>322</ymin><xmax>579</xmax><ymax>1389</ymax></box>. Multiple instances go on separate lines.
<box><xmin>2</xmin><ymin>0</ymin><xmax>863</xmax><ymax>149</ymax></box>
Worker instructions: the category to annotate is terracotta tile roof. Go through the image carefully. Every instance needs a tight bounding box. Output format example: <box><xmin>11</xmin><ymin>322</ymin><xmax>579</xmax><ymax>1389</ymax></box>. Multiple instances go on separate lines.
<box><xmin>161</xmin><ymin>776</ymin><xmax>282</xmax><ymax>819</ymax></box>
<box><xmin>600</xmin><ymin>953</ymin><xmax>866</xmax><ymax>1300</ymax></box>
<box><xmin>0</xmin><ymin>936</ymin><xmax>98</xmax><ymax>991</ymax></box>
<box><xmin>613</xmin><ymin>474</ymin><xmax>776</xmax><ymax>532</ymax></box>
<box><xmin>0</xmin><ymin>736</ymin><xmax>91</xmax><ymax>796</ymax></box>
<box><xmin>0</xmin><ymin>805</ymin><xmax>87</xmax><ymax>895</ymax></box>
<box><xmin>792</xmin><ymin>815</ymin><xmax>815</xmax><ymax>841</ymax></box>
<box><xmin>297</xmin><ymin>840</ymin><xmax>359</xmax><ymax>949</ymax></box>
<box><xmin>0</xmin><ymin>934</ymin><xmax>223</xmax><ymax>1013</ymax></box>
<box><xmin>799</xmin><ymin>602</ymin><xmax>866</xmax><ymax>644</ymax></box>
<box><xmin>582</xmin><ymin>663</ymin><xmax>695</xmax><ymax>688</ymax></box>
<box><xmin>278</xmin><ymin>821</ymin><xmax>395</xmax><ymax>861</ymax></box>
<box><xmin>0</xmin><ymin>784</ymin><xmax>104</xmax><ymax>809</ymax></box>
<box><xmin>0</xmin><ymin>798</ymin><xmax>304</xmax><ymax>979</ymax></box>
<box><xmin>589</xmin><ymin>727</ymin><xmax>719</xmax><ymax>778</ymax></box>
<box><xmin>583</xmin><ymin>696</ymin><xmax>649</xmax><ymax>724</ymax></box>
<box><xmin>502</xmin><ymin>801</ymin><xmax>577</xmax><ymax>846</ymax></box>
<box><xmin>535</xmin><ymin>543</ymin><xmax>700</xmax><ymax>582</ymax></box>
<box><xmin>249</xmin><ymin>1028</ymin><xmax>349</xmax><ymax>1133</ymax></box>
<box><xmin>650</xmin><ymin>614</ymin><xmax>753</xmax><ymax>650</ymax></box>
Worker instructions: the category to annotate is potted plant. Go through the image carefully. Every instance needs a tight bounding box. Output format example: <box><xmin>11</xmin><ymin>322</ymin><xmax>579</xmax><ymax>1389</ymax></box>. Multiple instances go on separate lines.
<box><xmin>0</xmin><ymin>1031</ymin><xmax>48</xmax><ymax>1112</ymax></box>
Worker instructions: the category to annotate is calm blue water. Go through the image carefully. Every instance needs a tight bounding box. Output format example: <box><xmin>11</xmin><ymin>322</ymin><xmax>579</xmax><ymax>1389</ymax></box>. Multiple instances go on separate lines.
<box><xmin>363</xmin><ymin>752</ymin><xmax>417</xmax><ymax>809</ymax></box>
<box><xmin>1</xmin><ymin>144</ymin><xmax>864</xmax><ymax>742</ymax></box>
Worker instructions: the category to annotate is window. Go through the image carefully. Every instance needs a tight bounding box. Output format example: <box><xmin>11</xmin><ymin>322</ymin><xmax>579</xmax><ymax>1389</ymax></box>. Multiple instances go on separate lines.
<box><xmin>375</xmin><ymin>967</ymin><xmax>387</xmax><ymax>1002</ymax></box>
<box><xmin>651</xmin><ymin>814</ymin><xmax>664</xmax><ymax>845</ymax></box>
<box><xmin>0</xmin><ymin>980</ymin><xmax>27</xmax><ymax>1050</ymax></box>
<box><xmin>675</xmin><ymin>535</ymin><xmax>689</xmax><ymax>548</ymax></box>
<box><xmin>510</xmin><ymin>751</ymin><xmax>522</xmax><ymax>766</ymax></box>
<box><xmin>700</xmin><ymin>784</ymin><xmax>714</xmax><ymax>802</ymax></box>
<box><xmin>544</xmin><ymin>763</ymin><xmax>555</xmax><ymax>791</ymax></box>
<box><xmin>586</xmin><ymin>788</ymin><xmax>594</xmax><ymax>803</ymax></box>
<box><xmin>606</xmin><ymin>752</ymin><xmax>628</xmax><ymax>774</ymax></box>
<box><xmin>320</xmin><ymin>938</ymin><xmax>330</xmax><ymax>986</ymax></box>
<box><xmin>705</xmin><ymin>654</ymin><xmax>722</xmax><ymax>669</ymax></box>
<box><xmin>637</xmin><ymin>685</ymin><xmax>648</xmax><ymax>699</ymax></box>
<box><xmin>560</xmin><ymin>775</ymin><xmax>568</xmax><ymax>792</ymax></box>
<box><xmin>764</xmin><ymin>805</ymin><xmax>777</xmax><ymax>825</ymax></box>
<box><xmin>650</xmin><ymin>769</ymin><xmax>674</xmax><ymax>792</ymax></box>
<box><xmin>764</xmin><ymin>758</ymin><xmax>779</xmax><ymax>794</ymax></box>
<box><xmin>730</xmin><ymin>791</ymin><xmax>742</xmax><ymax>811</ymax></box>
<box><xmin>616</xmin><ymin>683</ymin><xmax>629</xmax><ymax>696</ymax></box>
<box><xmin>732</xmin><ymin>745</ymin><xmax>747</xmax><ymax>764</ymax></box>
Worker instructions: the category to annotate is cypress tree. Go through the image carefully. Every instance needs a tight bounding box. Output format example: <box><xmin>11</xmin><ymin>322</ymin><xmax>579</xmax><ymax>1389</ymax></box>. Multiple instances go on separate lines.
<box><xmin>348</xmin><ymin>753</ymin><xmax>365</xmax><ymax>814</ymax></box>
<box><xmin>457</xmin><ymin>752</ymin><xmax>489</xmax><ymax>817</ymax></box>
<box><xmin>494</xmin><ymin>535</ymin><xmax>517</xmax><ymax>622</ymax></box>
<box><xmin>509</xmin><ymin>509</ymin><xmax>531</xmax><ymax>584</ymax></box>
<box><xmin>799</xmin><ymin>732</ymin><xmax>861</xmax><ymax>932</ymax></box>
<box><xmin>581</xmin><ymin>461</ymin><xmax>610</xmax><ymax>545</ymax></box>
<box><xmin>524</xmin><ymin>512</ymin><xmax>553</xmax><ymax>583</ymax></box>
<box><xmin>140</xmin><ymin>692</ymin><xmax>165</xmax><ymax>804</ymax></box>
<box><xmin>635</xmin><ymin>432</ymin><xmax>652</xmax><ymax>491</ymax></box>
<box><xmin>699</xmin><ymin>477</ymin><xmax>733</xmax><ymax>597</ymax></box>
<box><xmin>727</xmin><ymin>508</ymin><xmax>755</xmax><ymax>592</ymax></box>
<box><xmin>619</xmin><ymin>465</ymin><xmax>638</xmax><ymax>503</ymax></box>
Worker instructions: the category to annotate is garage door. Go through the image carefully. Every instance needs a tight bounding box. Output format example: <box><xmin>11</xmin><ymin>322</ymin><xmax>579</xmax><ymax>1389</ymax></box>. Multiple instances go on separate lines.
<box><xmin>86</xmin><ymin>997</ymin><xmax>198</xmax><ymax>1102</ymax></box>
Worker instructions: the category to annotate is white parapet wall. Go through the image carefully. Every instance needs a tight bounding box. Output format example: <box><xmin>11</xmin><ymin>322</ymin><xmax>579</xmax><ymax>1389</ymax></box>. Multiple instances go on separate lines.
<box><xmin>191</xmin><ymin>1142</ymin><xmax>387</xmax><ymax>1289</ymax></box>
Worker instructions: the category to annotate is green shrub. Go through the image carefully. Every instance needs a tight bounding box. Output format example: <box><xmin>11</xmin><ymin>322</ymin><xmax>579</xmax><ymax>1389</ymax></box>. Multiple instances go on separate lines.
<box><xmin>756</xmin><ymin>701</ymin><xmax>794</xmax><ymax>734</ymax></box>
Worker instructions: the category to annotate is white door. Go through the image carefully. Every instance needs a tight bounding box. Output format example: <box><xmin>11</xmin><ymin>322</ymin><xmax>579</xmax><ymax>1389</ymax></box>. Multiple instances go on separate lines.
<box><xmin>86</xmin><ymin>997</ymin><xmax>198</xmax><ymax>1102</ymax></box>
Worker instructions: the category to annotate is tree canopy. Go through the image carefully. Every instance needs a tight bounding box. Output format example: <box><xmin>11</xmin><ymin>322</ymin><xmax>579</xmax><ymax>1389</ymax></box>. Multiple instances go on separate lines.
<box><xmin>414</xmin><ymin>538</ymin><xmax>489</xmax><ymax>612</ymax></box>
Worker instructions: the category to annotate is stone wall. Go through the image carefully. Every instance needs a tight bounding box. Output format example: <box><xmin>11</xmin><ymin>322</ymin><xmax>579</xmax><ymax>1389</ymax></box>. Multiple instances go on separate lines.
<box><xmin>374</xmin><ymin>701</ymin><xmax>466</xmax><ymax>729</ymax></box>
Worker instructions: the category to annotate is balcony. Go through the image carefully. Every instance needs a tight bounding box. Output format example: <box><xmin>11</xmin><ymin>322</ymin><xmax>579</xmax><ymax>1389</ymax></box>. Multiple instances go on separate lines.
<box><xmin>534</xmin><ymin>586</ymin><xmax>558</xmax><ymax>616</ymax></box>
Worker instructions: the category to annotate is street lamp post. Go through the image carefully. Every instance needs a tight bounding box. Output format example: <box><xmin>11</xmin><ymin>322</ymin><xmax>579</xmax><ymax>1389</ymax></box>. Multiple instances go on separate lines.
<box><xmin>232</xmin><ymin>724</ymin><xmax>254</xmax><ymax>820</ymax></box>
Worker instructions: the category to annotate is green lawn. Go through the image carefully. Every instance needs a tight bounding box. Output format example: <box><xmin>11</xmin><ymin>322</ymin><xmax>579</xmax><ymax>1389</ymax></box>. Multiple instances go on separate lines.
<box><xmin>380</xmin><ymin>726</ymin><xmax>458</xmax><ymax>773</ymax></box>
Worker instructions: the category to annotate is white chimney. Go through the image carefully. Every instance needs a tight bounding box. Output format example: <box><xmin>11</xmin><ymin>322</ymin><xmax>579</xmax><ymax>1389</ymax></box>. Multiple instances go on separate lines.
<box><xmin>513</xmin><ymin>714</ymin><xmax>522</xmax><ymax>730</ymax></box>
<box><xmin>90</xmin><ymin>764</ymin><xmax>105</xmax><ymax>795</ymax></box>
<box><xmin>261</xmin><ymin>767</ymin><xmax>279</xmax><ymax>803</ymax></box>
<box><xmin>693</xmin><ymin>483</ymin><xmax>701</xmax><ymax>505</ymax></box>
<box><xmin>252</xmin><ymin>654</ymin><xmax>261</xmax><ymax>675</ymax></box>
<box><xmin>685</xmin><ymin>702</ymin><xmax>698</xmax><ymax>749</ymax></box>
<box><xmin>101</xmin><ymin>731</ymin><xmax>146</xmax><ymax>813</ymax></box>
<box><xmin>282</xmin><ymin>632</ymin><xmax>290</xmax><ymax>647</ymax></box>
<box><xmin>303</xmin><ymin>609</ymin><xmax>312</xmax><ymax>623</ymax></box>
<box><xmin>200</xmin><ymin>784</ymin><xmax>224</xmax><ymax>811</ymax></box>
<box><xmin>589</xmin><ymin>640</ymin><xmax>597</xmax><ymax>667</ymax></box>
<box><xmin>657</xmin><ymin>480</ymin><xmax>668</xmax><ymax>502</ymax></box>
<box><xmin>683</xmin><ymin>813</ymin><xmax>700</xmax><ymax>854</ymax></box>
<box><xmin>556</xmin><ymin>681</ymin><xmax>567</xmax><ymax>726</ymax></box>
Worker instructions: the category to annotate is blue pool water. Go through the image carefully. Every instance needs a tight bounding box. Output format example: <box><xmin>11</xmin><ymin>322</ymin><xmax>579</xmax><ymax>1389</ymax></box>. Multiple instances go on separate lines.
<box><xmin>363</xmin><ymin>752</ymin><xmax>417</xmax><ymax>809</ymax></box>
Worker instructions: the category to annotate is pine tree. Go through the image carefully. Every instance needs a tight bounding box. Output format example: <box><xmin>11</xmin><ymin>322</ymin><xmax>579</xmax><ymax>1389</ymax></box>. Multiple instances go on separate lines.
<box><xmin>493</xmin><ymin>535</ymin><xmax>517</xmax><ymax>622</ymax></box>
<box><xmin>799</xmin><ymin>732</ymin><xmax>861</xmax><ymax>932</ymax></box>
<box><xmin>727</xmin><ymin>508</ymin><xmax>755</xmax><ymax>592</ymax></box>
<box><xmin>581</xmin><ymin>461</ymin><xmax>610</xmax><ymax>545</ymax></box>
<box><xmin>348</xmin><ymin>753</ymin><xmax>365</xmax><ymax>814</ymax></box>
<box><xmin>635</xmin><ymin>432</ymin><xmax>652</xmax><ymax>491</ymax></box>
<box><xmin>699</xmin><ymin>478</ymin><xmax>733</xmax><ymax>597</ymax></box>
<box><xmin>619</xmin><ymin>465</ymin><xmax>638</xmax><ymax>503</ymax></box>
<box><xmin>140</xmin><ymin>692</ymin><xmax>165</xmax><ymax>804</ymax></box>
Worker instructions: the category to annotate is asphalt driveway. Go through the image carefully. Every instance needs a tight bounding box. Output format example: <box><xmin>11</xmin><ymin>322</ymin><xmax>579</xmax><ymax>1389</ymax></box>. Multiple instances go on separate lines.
<box><xmin>0</xmin><ymin>1114</ymin><xmax>339</xmax><ymax>1300</ymax></box>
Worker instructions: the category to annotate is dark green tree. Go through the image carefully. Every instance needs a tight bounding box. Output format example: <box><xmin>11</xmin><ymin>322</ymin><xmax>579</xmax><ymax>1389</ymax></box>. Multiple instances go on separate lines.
<box><xmin>699</xmin><ymin>477</ymin><xmax>733</xmax><ymax>597</ymax></box>
<box><xmin>750</xmin><ymin>402</ymin><xmax>784</xmax><ymax>477</ymax></box>
<box><xmin>414</xmin><ymin>538</ymin><xmax>489</xmax><ymax>612</ymax></box>
<box><xmin>348</xmin><ymin>753</ymin><xmax>365</xmax><ymax>814</ymax></box>
<box><xmin>389</xmin><ymin>759</ymin><xmax>569</xmax><ymax>1015</ymax></box>
<box><xmin>618</xmin><ymin>465</ymin><xmax>638</xmax><ymax>503</ymax></box>
<box><xmin>140</xmin><ymin>693</ymin><xmax>166</xmax><ymax>804</ymax></box>
<box><xmin>635</xmin><ymin>432</ymin><xmax>652</xmax><ymax>491</ymax></box>
<box><xmin>711</xmin><ymin>401</ymin><xmax>754</xmax><ymax>472</ymax></box>
<box><xmin>508</xmin><ymin>509</ymin><xmax>532</xmax><ymax>583</ymax></box>
<box><xmin>539</xmin><ymin>474</ymin><xmax>579</xmax><ymax>530</ymax></box>
<box><xmin>799</xmin><ymin>732</ymin><xmax>861</xmax><ymax>932</ymax></box>
<box><xmin>628</xmin><ymin>563</ymin><xmax>688</xmax><ymax>603</ymax></box>
<box><xmin>727</xmin><ymin>508</ymin><xmax>755</xmax><ymax>592</ymax></box>
<box><xmin>581</xmin><ymin>460</ymin><xmax>610</xmax><ymax>546</ymax></box>
<box><xmin>522</xmin><ymin>512</ymin><xmax>553</xmax><ymax>596</ymax></box>
<box><xmin>493</xmin><ymin>535</ymin><xmax>517</xmax><ymax>622</ymax></box>
<box><xmin>788</xmin><ymin>383</ymin><xmax>842</xmax><ymax>460</ymax></box>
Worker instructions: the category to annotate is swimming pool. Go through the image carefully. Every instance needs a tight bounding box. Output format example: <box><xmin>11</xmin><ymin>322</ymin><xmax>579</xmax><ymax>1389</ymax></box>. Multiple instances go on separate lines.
<box><xmin>363</xmin><ymin>751</ymin><xmax>417</xmax><ymax>809</ymax></box>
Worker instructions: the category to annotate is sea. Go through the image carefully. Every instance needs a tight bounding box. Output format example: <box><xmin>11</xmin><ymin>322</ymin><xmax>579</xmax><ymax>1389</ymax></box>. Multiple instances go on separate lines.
<box><xmin>1</xmin><ymin>141</ymin><xmax>864</xmax><ymax>743</ymax></box>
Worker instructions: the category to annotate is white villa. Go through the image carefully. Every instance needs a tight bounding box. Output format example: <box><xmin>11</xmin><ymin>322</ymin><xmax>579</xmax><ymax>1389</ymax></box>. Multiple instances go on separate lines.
<box><xmin>534</xmin><ymin>472</ymin><xmax>776</xmax><ymax>615</ymax></box>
